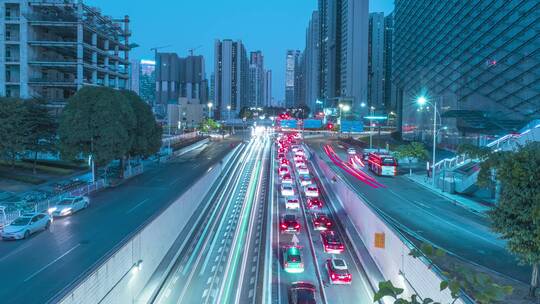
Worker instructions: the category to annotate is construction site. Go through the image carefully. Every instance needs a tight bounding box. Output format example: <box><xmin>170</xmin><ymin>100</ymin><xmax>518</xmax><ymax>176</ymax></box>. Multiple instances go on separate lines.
<box><xmin>0</xmin><ymin>0</ymin><xmax>131</xmax><ymax>108</ymax></box>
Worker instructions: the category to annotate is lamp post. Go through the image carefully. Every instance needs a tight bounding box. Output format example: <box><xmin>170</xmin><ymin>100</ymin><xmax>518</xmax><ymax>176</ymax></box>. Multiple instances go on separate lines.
<box><xmin>369</xmin><ymin>106</ymin><xmax>375</xmax><ymax>149</ymax></box>
<box><xmin>417</xmin><ymin>95</ymin><xmax>441</xmax><ymax>187</ymax></box>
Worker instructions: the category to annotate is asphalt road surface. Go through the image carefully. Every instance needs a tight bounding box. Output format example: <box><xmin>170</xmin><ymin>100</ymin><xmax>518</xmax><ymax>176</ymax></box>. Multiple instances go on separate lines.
<box><xmin>0</xmin><ymin>139</ymin><xmax>236</xmax><ymax>304</ymax></box>
<box><xmin>306</xmin><ymin>137</ymin><xmax>530</xmax><ymax>284</ymax></box>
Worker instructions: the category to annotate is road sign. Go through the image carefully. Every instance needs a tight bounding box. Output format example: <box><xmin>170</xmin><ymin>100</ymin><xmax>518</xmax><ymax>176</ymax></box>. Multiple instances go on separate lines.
<box><xmin>280</xmin><ymin>119</ymin><xmax>297</xmax><ymax>129</ymax></box>
<box><xmin>374</xmin><ymin>232</ymin><xmax>385</xmax><ymax>249</ymax></box>
<box><xmin>303</xmin><ymin>119</ymin><xmax>322</xmax><ymax>129</ymax></box>
<box><xmin>341</xmin><ymin>120</ymin><xmax>364</xmax><ymax>133</ymax></box>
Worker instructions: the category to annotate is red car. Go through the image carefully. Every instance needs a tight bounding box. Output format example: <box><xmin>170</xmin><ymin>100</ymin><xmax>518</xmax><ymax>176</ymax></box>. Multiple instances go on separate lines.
<box><xmin>306</xmin><ymin>198</ymin><xmax>323</xmax><ymax>210</ymax></box>
<box><xmin>312</xmin><ymin>213</ymin><xmax>333</xmax><ymax>231</ymax></box>
<box><xmin>281</xmin><ymin>173</ymin><xmax>293</xmax><ymax>184</ymax></box>
<box><xmin>280</xmin><ymin>158</ymin><xmax>290</xmax><ymax>166</ymax></box>
<box><xmin>280</xmin><ymin>214</ymin><xmax>301</xmax><ymax>233</ymax></box>
<box><xmin>321</xmin><ymin>231</ymin><xmax>345</xmax><ymax>254</ymax></box>
<box><xmin>278</xmin><ymin>165</ymin><xmax>290</xmax><ymax>176</ymax></box>
<box><xmin>278</xmin><ymin>153</ymin><xmax>285</xmax><ymax>159</ymax></box>
<box><xmin>278</xmin><ymin>147</ymin><xmax>287</xmax><ymax>154</ymax></box>
<box><xmin>326</xmin><ymin>258</ymin><xmax>352</xmax><ymax>284</ymax></box>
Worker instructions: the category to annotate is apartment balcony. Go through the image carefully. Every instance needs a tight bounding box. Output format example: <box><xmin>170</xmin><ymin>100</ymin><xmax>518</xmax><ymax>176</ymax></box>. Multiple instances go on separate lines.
<box><xmin>29</xmin><ymin>59</ymin><xmax>77</xmax><ymax>67</ymax></box>
<box><xmin>4</xmin><ymin>16</ymin><xmax>21</xmax><ymax>23</ymax></box>
<box><xmin>4</xmin><ymin>36</ymin><xmax>20</xmax><ymax>44</ymax></box>
<box><xmin>5</xmin><ymin>56</ymin><xmax>20</xmax><ymax>64</ymax></box>
<box><xmin>28</xmin><ymin>78</ymin><xmax>77</xmax><ymax>87</ymax></box>
<box><xmin>28</xmin><ymin>40</ymin><xmax>77</xmax><ymax>47</ymax></box>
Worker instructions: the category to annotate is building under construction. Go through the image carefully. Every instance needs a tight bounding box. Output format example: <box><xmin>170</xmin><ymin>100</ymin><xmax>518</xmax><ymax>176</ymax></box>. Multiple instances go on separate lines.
<box><xmin>0</xmin><ymin>0</ymin><xmax>131</xmax><ymax>107</ymax></box>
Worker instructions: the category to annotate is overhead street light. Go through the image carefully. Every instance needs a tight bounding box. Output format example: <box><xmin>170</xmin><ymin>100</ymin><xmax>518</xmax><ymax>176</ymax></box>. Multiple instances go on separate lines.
<box><xmin>416</xmin><ymin>95</ymin><xmax>442</xmax><ymax>187</ymax></box>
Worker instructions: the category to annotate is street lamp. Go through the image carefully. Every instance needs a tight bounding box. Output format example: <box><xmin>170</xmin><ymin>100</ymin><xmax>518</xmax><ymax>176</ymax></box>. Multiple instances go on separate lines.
<box><xmin>369</xmin><ymin>106</ymin><xmax>375</xmax><ymax>149</ymax></box>
<box><xmin>416</xmin><ymin>95</ymin><xmax>441</xmax><ymax>187</ymax></box>
<box><xmin>207</xmin><ymin>102</ymin><xmax>213</xmax><ymax>119</ymax></box>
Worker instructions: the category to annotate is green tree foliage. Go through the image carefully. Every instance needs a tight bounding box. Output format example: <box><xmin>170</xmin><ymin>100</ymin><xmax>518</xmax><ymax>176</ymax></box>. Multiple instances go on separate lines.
<box><xmin>394</xmin><ymin>142</ymin><xmax>429</xmax><ymax>175</ymax></box>
<box><xmin>58</xmin><ymin>87</ymin><xmax>136</xmax><ymax>172</ymax></box>
<box><xmin>199</xmin><ymin>118</ymin><xmax>220</xmax><ymax>132</ymax></box>
<box><xmin>0</xmin><ymin>97</ymin><xmax>28</xmax><ymax>166</ymax></box>
<box><xmin>23</xmin><ymin>99</ymin><xmax>57</xmax><ymax>173</ymax></box>
<box><xmin>120</xmin><ymin>90</ymin><xmax>162</xmax><ymax>159</ymax></box>
<box><xmin>478</xmin><ymin>142</ymin><xmax>540</xmax><ymax>298</ymax></box>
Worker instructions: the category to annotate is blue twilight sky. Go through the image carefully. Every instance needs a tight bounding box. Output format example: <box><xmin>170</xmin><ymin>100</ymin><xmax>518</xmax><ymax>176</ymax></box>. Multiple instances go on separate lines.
<box><xmin>87</xmin><ymin>0</ymin><xmax>394</xmax><ymax>100</ymax></box>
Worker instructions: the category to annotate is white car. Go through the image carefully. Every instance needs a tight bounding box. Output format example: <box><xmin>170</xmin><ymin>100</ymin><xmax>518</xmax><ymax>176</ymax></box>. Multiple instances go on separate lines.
<box><xmin>297</xmin><ymin>165</ymin><xmax>309</xmax><ymax>175</ymax></box>
<box><xmin>347</xmin><ymin>148</ymin><xmax>356</xmax><ymax>155</ymax></box>
<box><xmin>285</xmin><ymin>196</ymin><xmax>300</xmax><ymax>209</ymax></box>
<box><xmin>295</xmin><ymin>150</ymin><xmax>305</xmax><ymax>157</ymax></box>
<box><xmin>1</xmin><ymin>213</ymin><xmax>52</xmax><ymax>240</ymax></box>
<box><xmin>291</xmin><ymin>145</ymin><xmax>301</xmax><ymax>153</ymax></box>
<box><xmin>281</xmin><ymin>184</ymin><xmax>295</xmax><ymax>197</ymax></box>
<box><xmin>304</xmin><ymin>184</ymin><xmax>319</xmax><ymax>197</ymax></box>
<box><xmin>49</xmin><ymin>196</ymin><xmax>90</xmax><ymax>217</ymax></box>
<box><xmin>295</xmin><ymin>159</ymin><xmax>306</xmax><ymax>168</ymax></box>
<box><xmin>299</xmin><ymin>174</ymin><xmax>313</xmax><ymax>187</ymax></box>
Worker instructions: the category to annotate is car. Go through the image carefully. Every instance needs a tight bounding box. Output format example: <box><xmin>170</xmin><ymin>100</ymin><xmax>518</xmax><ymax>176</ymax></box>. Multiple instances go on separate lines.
<box><xmin>347</xmin><ymin>148</ymin><xmax>356</xmax><ymax>155</ymax></box>
<box><xmin>304</xmin><ymin>184</ymin><xmax>319</xmax><ymax>197</ymax></box>
<box><xmin>306</xmin><ymin>197</ymin><xmax>323</xmax><ymax>210</ymax></box>
<box><xmin>298</xmin><ymin>174</ymin><xmax>312</xmax><ymax>187</ymax></box>
<box><xmin>288</xmin><ymin>281</ymin><xmax>317</xmax><ymax>304</ymax></box>
<box><xmin>321</xmin><ymin>231</ymin><xmax>345</xmax><ymax>254</ymax></box>
<box><xmin>278</xmin><ymin>147</ymin><xmax>287</xmax><ymax>154</ymax></box>
<box><xmin>281</xmin><ymin>184</ymin><xmax>295</xmax><ymax>197</ymax></box>
<box><xmin>295</xmin><ymin>150</ymin><xmax>306</xmax><ymax>157</ymax></box>
<box><xmin>283</xmin><ymin>246</ymin><xmax>304</xmax><ymax>273</ymax></box>
<box><xmin>48</xmin><ymin>196</ymin><xmax>89</xmax><ymax>217</ymax></box>
<box><xmin>280</xmin><ymin>158</ymin><xmax>290</xmax><ymax>166</ymax></box>
<box><xmin>281</xmin><ymin>173</ymin><xmax>293</xmax><ymax>185</ymax></box>
<box><xmin>286</xmin><ymin>196</ymin><xmax>300</xmax><ymax>209</ymax></box>
<box><xmin>280</xmin><ymin>214</ymin><xmax>301</xmax><ymax>233</ymax></box>
<box><xmin>294</xmin><ymin>154</ymin><xmax>304</xmax><ymax>162</ymax></box>
<box><xmin>312</xmin><ymin>213</ymin><xmax>333</xmax><ymax>230</ymax></box>
<box><xmin>297</xmin><ymin>165</ymin><xmax>309</xmax><ymax>175</ymax></box>
<box><xmin>295</xmin><ymin>159</ymin><xmax>306</xmax><ymax>167</ymax></box>
<box><xmin>278</xmin><ymin>165</ymin><xmax>290</xmax><ymax>176</ymax></box>
<box><xmin>278</xmin><ymin>153</ymin><xmax>286</xmax><ymax>159</ymax></box>
<box><xmin>326</xmin><ymin>258</ymin><xmax>352</xmax><ymax>284</ymax></box>
<box><xmin>291</xmin><ymin>145</ymin><xmax>301</xmax><ymax>153</ymax></box>
<box><xmin>1</xmin><ymin>213</ymin><xmax>52</xmax><ymax>240</ymax></box>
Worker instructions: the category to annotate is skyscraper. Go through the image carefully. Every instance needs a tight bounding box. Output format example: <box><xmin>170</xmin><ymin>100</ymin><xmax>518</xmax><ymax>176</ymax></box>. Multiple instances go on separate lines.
<box><xmin>318</xmin><ymin>0</ymin><xmax>369</xmax><ymax>114</ymax></box>
<box><xmin>383</xmin><ymin>13</ymin><xmax>394</xmax><ymax>112</ymax></box>
<box><xmin>263</xmin><ymin>69</ymin><xmax>272</xmax><ymax>107</ymax></box>
<box><xmin>285</xmin><ymin>50</ymin><xmax>301</xmax><ymax>108</ymax></box>
<box><xmin>214</xmin><ymin>39</ymin><xmax>249</xmax><ymax>119</ymax></box>
<box><xmin>394</xmin><ymin>0</ymin><xmax>540</xmax><ymax>144</ymax></box>
<box><xmin>248</xmin><ymin>51</ymin><xmax>265</xmax><ymax>108</ymax></box>
<box><xmin>304</xmin><ymin>11</ymin><xmax>320</xmax><ymax>112</ymax></box>
<box><xmin>156</xmin><ymin>53</ymin><xmax>208</xmax><ymax>115</ymax></box>
<box><xmin>130</xmin><ymin>59</ymin><xmax>156</xmax><ymax>106</ymax></box>
<box><xmin>368</xmin><ymin>12</ymin><xmax>385</xmax><ymax>110</ymax></box>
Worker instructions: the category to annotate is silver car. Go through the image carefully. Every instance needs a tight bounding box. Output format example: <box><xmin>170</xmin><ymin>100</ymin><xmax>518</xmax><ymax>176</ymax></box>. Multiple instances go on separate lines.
<box><xmin>1</xmin><ymin>213</ymin><xmax>52</xmax><ymax>240</ymax></box>
<box><xmin>49</xmin><ymin>196</ymin><xmax>90</xmax><ymax>217</ymax></box>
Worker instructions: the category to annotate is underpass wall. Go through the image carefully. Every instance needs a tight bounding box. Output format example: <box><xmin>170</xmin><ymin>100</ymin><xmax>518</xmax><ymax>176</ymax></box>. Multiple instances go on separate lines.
<box><xmin>54</xmin><ymin>146</ymin><xmax>239</xmax><ymax>304</ymax></box>
<box><xmin>311</xmin><ymin>151</ymin><xmax>467</xmax><ymax>304</ymax></box>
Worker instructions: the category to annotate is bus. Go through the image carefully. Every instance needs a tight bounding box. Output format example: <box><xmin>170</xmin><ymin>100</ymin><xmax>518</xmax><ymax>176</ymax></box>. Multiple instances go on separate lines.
<box><xmin>367</xmin><ymin>152</ymin><xmax>398</xmax><ymax>176</ymax></box>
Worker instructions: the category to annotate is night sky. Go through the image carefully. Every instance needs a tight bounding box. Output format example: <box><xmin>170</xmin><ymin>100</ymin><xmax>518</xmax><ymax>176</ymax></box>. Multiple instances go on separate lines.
<box><xmin>87</xmin><ymin>0</ymin><xmax>395</xmax><ymax>100</ymax></box>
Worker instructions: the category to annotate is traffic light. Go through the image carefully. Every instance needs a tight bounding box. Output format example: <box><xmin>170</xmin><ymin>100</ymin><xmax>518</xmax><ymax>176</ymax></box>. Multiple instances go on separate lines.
<box><xmin>327</xmin><ymin>123</ymin><xmax>334</xmax><ymax>130</ymax></box>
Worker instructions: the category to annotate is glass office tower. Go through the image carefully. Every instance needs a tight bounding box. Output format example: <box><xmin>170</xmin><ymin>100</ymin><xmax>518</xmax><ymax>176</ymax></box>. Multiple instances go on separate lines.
<box><xmin>393</xmin><ymin>0</ymin><xmax>539</xmax><ymax>147</ymax></box>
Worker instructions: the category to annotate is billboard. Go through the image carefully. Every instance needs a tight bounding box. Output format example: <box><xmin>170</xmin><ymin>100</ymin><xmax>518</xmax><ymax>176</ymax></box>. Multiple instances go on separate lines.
<box><xmin>280</xmin><ymin>119</ymin><xmax>298</xmax><ymax>129</ymax></box>
<box><xmin>303</xmin><ymin>119</ymin><xmax>323</xmax><ymax>129</ymax></box>
<box><xmin>341</xmin><ymin>120</ymin><xmax>364</xmax><ymax>133</ymax></box>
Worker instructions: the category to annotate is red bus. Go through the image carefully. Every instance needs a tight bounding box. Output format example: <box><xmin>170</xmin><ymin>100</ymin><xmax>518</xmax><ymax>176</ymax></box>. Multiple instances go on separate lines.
<box><xmin>367</xmin><ymin>153</ymin><xmax>398</xmax><ymax>176</ymax></box>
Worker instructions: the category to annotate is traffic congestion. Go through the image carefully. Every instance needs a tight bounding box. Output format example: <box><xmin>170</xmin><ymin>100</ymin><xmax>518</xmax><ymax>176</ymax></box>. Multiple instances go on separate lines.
<box><xmin>271</xmin><ymin>130</ymin><xmax>372</xmax><ymax>304</ymax></box>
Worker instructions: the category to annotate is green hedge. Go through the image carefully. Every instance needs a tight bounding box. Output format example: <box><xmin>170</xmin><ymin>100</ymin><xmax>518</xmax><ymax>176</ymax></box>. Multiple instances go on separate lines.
<box><xmin>21</xmin><ymin>159</ymin><xmax>88</xmax><ymax>170</ymax></box>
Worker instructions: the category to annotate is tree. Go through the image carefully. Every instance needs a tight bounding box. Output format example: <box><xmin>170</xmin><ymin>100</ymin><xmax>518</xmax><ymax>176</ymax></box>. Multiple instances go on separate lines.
<box><xmin>199</xmin><ymin>118</ymin><xmax>219</xmax><ymax>132</ymax></box>
<box><xmin>120</xmin><ymin>90</ymin><xmax>162</xmax><ymax>159</ymax></box>
<box><xmin>394</xmin><ymin>142</ymin><xmax>429</xmax><ymax>175</ymax></box>
<box><xmin>0</xmin><ymin>97</ymin><xmax>28</xmax><ymax>166</ymax></box>
<box><xmin>478</xmin><ymin>142</ymin><xmax>540</xmax><ymax>298</ymax></box>
<box><xmin>23</xmin><ymin>99</ymin><xmax>57</xmax><ymax>174</ymax></box>
<box><xmin>58</xmin><ymin>87</ymin><xmax>136</xmax><ymax>180</ymax></box>
<box><xmin>456</xmin><ymin>143</ymin><xmax>491</xmax><ymax>160</ymax></box>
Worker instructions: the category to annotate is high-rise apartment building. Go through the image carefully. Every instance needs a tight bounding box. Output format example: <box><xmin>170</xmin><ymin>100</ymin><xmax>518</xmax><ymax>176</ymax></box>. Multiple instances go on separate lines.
<box><xmin>263</xmin><ymin>69</ymin><xmax>272</xmax><ymax>107</ymax></box>
<box><xmin>383</xmin><ymin>13</ymin><xmax>394</xmax><ymax>111</ymax></box>
<box><xmin>285</xmin><ymin>50</ymin><xmax>301</xmax><ymax>108</ymax></box>
<box><xmin>0</xmin><ymin>0</ymin><xmax>131</xmax><ymax>106</ymax></box>
<box><xmin>155</xmin><ymin>53</ymin><xmax>208</xmax><ymax>115</ymax></box>
<box><xmin>214</xmin><ymin>39</ymin><xmax>248</xmax><ymax>119</ymax></box>
<box><xmin>394</xmin><ymin>0</ymin><xmax>540</xmax><ymax>145</ymax></box>
<box><xmin>319</xmin><ymin>0</ymin><xmax>368</xmax><ymax>114</ymax></box>
<box><xmin>368</xmin><ymin>12</ymin><xmax>385</xmax><ymax>110</ymax></box>
<box><xmin>130</xmin><ymin>59</ymin><xmax>156</xmax><ymax>106</ymax></box>
<box><xmin>304</xmin><ymin>11</ymin><xmax>320</xmax><ymax>112</ymax></box>
<box><xmin>248</xmin><ymin>50</ymin><xmax>264</xmax><ymax>107</ymax></box>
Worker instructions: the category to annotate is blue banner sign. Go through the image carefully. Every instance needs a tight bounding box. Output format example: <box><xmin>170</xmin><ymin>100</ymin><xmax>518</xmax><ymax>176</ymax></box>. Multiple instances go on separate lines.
<box><xmin>341</xmin><ymin>120</ymin><xmax>364</xmax><ymax>133</ymax></box>
<box><xmin>280</xmin><ymin>119</ymin><xmax>298</xmax><ymax>129</ymax></box>
<box><xmin>303</xmin><ymin>119</ymin><xmax>323</xmax><ymax>129</ymax></box>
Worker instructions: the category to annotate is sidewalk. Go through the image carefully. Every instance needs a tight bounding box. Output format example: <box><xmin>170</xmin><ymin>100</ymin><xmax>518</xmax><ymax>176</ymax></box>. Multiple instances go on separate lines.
<box><xmin>406</xmin><ymin>173</ymin><xmax>492</xmax><ymax>215</ymax></box>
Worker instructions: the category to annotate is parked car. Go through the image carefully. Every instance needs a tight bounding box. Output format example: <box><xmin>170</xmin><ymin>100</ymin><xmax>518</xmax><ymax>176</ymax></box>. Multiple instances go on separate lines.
<box><xmin>1</xmin><ymin>213</ymin><xmax>52</xmax><ymax>240</ymax></box>
<box><xmin>48</xmin><ymin>196</ymin><xmax>90</xmax><ymax>217</ymax></box>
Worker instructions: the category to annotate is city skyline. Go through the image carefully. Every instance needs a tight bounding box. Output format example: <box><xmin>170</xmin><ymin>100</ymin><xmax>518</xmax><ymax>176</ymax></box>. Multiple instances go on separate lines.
<box><xmin>86</xmin><ymin>0</ymin><xmax>394</xmax><ymax>101</ymax></box>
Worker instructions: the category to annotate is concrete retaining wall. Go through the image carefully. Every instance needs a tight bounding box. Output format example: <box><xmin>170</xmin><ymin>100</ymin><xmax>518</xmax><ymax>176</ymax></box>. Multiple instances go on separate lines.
<box><xmin>312</xmin><ymin>151</ymin><xmax>465</xmax><ymax>304</ymax></box>
<box><xmin>56</xmin><ymin>146</ymin><xmax>238</xmax><ymax>304</ymax></box>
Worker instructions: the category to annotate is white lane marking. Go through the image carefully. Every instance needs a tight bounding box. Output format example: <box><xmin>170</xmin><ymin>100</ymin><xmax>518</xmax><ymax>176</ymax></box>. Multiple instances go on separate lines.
<box><xmin>126</xmin><ymin>199</ymin><xmax>150</xmax><ymax>214</ymax></box>
<box><xmin>24</xmin><ymin>243</ymin><xmax>81</xmax><ymax>282</ymax></box>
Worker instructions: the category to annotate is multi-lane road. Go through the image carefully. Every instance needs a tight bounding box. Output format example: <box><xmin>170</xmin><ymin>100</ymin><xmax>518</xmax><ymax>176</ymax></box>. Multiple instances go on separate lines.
<box><xmin>152</xmin><ymin>136</ymin><xmax>271</xmax><ymax>304</ymax></box>
<box><xmin>306</xmin><ymin>136</ymin><xmax>530</xmax><ymax>284</ymax></box>
<box><xmin>269</xmin><ymin>133</ymin><xmax>374</xmax><ymax>304</ymax></box>
<box><xmin>0</xmin><ymin>139</ymin><xmax>237</xmax><ymax>304</ymax></box>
